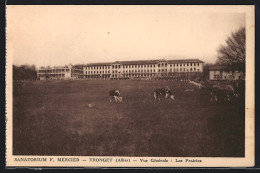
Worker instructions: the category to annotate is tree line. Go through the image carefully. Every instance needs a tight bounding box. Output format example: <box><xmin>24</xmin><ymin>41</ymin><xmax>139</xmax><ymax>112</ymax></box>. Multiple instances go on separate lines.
<box><xmin>202</xmin><ymin>27</ymin><xmax>245</xmax><ymax>80</ymax></box>
<box><xmin>13</xmin><ymin>65</ymin><xmax>37</xmax><ymax>81</ymax></box>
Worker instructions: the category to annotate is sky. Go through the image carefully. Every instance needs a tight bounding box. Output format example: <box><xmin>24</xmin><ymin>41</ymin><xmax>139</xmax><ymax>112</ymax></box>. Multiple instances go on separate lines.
<box><xmin>7</xmin><ymin>6</ymin><xmax>246</xmax><ymax>68</ymax></box>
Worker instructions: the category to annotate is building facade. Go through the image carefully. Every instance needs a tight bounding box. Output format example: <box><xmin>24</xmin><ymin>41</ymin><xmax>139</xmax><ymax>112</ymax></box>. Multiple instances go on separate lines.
<box><xmin>37</xmin><ymin>65</ymin><xmax>83</xmax><ymax>80</ymax></box>
<box><xmin>209</xmin><ymin>66</ymin><xmax>244</xmax><ymax>80</ymax></box>
<box><xmin>83</xmin><ymin>59</ymin><xmax>204</xmax><ymax>79</ymax></box>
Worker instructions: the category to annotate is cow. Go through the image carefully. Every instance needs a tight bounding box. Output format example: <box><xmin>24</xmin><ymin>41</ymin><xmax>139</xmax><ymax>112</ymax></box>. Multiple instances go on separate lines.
<box><xmin>154</xmin><ymin>88</ymin><xmax>175</xmax><ymax>101</ymax></box>
<box><xmin>109</xmin><ymin>90</ymin><xmax>123</xmax><ymax>103</ymax></box>
<box><xmin>210</xmin><ymin>84</ymin><xmax>237</xmax><ymax>102</ymax></box>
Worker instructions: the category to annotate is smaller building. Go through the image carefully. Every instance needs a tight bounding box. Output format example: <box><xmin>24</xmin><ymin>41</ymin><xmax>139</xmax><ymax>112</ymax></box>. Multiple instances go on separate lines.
<box><xmin>209</xmin><ymin>65</ymin><xmax>244</xmax><ymax>80</ymax></box>
<box><xmin>37</xmin><ymin>65</ymin><xmax>83</xmax><ymax>80</ymax></box>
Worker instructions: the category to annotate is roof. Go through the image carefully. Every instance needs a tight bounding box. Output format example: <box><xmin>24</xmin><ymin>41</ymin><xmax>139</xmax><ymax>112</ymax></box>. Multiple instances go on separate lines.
<box><xmin>209</xmin><ymin>65</ymin><xmax>225</xmax><ymax>70</ymax></box>
<box><xmin>167</xmin><ymin>59</ymin><xmax>204</xmax><ymax>63</ymax></box>
<box><xmin>85</xmin><ymin>62</ymin><xmax>113</xmax><ymax>67</ymax></box>
<box><xmin>85</xmin><ymin>59</ymin><xmax>204</xmax><ymax>66</ymax></box>
<box><xmin>118</xmin><ymin>60</ymin><xmax>159</xmax><ymax>65</ymax></box>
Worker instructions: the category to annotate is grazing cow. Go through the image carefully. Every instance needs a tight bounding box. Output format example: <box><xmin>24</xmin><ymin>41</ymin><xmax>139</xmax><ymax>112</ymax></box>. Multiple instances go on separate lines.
<box><xmin>154</xmin><ymin>88</ymin><xmax>175</xmax><ymax>101</ymax></box>
<box><xmin>109</xmin><ymin>90</ymin><xmax>123</xmax><ymax>103</ymax></box>
<box><xmin>210</xmin><ymin>84</ymin><xmax>236</xmax><ymax>102</ymax></box>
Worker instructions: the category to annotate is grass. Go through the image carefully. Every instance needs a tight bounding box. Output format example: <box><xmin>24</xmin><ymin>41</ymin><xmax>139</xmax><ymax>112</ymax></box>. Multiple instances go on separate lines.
<box><xmin>13</xmin><ymin>80</ymin><xmax>245</xmax><ymax>157</ymax></box>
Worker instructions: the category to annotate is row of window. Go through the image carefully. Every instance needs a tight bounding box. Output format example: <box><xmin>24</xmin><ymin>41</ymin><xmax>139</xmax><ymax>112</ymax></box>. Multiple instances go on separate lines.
<box><xmin>122</xmin><ymin>64</ymin><xmax>156</xmax><ymax>68</ymax></box>
<box><xmin>213</xmin><ymin>74</ymin><xmax>230</xmax><ymax>80</ymax></box>
<box><xmin>86</xmin><ymin>66</ymin><xmax>111</xmax><ymax>70</ymax></box>
<box><xmin>38</xmin><ymin>69</ymin><xmax>70</xmax><ymax>73</ymax></box>
<box><xmin>122</xmin><ymin>69</ymin><xmax>157</xmax><ymax>73</ymax></box>
<box><xmin>72</xmin><ymin>69</ymin><xmax>84</xmax><ymax>74</ymax></box>
<box><xmin>169</xmin><ymin>63</ymin><xmax>200</xmax><ymax>67</ymax></box>
<box><xmin>86</xmin><ymin>68</ymin><xmax>200</xmax><ymax>74</ymax></box>
<box><xmin>168</xmin><ymin>68</ymin><xmax>199</xmax><ymax>72</ymax></box>
<box><xmin>38</xmin><ymin>74</ymin><xmax>65</xmax><ymax>77</ymax></box>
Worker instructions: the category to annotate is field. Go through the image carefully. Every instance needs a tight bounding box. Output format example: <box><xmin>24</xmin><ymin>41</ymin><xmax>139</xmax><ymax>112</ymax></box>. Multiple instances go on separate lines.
<box><xmin>13</xmin><ymin>79</ymin><xmax>245</xmax><ymax>157</ymax></box>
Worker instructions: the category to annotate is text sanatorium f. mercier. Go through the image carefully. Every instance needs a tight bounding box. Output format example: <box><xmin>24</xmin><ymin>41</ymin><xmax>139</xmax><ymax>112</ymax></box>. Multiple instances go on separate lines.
<box><xmin>14</xmin><ymin>157</ymin><xmax>202</xmax><ymax>163</ymax></box>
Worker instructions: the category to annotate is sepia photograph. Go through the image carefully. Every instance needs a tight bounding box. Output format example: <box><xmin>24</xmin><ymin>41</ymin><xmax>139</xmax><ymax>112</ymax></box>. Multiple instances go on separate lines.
<box><xmin>6</xmin><ymin>5</ymin><xmax>254</xmax><ymax>167</ymax></box>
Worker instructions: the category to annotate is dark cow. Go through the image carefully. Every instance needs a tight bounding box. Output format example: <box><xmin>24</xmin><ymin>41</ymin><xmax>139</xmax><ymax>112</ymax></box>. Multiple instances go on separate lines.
<box><xmin>154</xmin><ymin>88</ymin><xmax>175</xmax><ymax>101</ymax></box>
<box><xmin>109</xmin><ymin>90</ymin><xmax>123</xmax><ymax>103</ymax></box>
<box><xmin>210</xmin><ymin>84</ymin><xmax>237</xmax><ymax>102</ymax></box>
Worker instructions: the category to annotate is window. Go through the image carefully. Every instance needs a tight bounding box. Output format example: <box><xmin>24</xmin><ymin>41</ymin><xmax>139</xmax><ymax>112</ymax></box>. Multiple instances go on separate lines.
<box><xmin>158</xmin><ymin>69</ymin><xmax>160</xmax><ymax>72</ymax></box>
<box><xmin>177</xmin><ymin>64</ymin><xmax>178</xmax><ymax>67</ymax></box>
<box><xmin>180</xmin><ymin>64</ymin><xmax>182</xmax><ymax>67</ymax></box>
<box><xmin>158</xmin><ymin>64</ymin><xmax>160</xmax><ymax>67</ymax></box>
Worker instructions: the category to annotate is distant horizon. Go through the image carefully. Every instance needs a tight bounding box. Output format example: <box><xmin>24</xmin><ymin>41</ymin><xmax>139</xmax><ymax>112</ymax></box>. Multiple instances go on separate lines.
<box><xmin>13</xmin><ymin>57</ymin><xmax>211</xmax><ymax>69</ymax></box>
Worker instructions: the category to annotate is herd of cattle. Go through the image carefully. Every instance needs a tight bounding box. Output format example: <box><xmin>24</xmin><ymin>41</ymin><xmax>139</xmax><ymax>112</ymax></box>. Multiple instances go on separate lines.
<box><xmin>109</xmin><ymin>80</ymin><xmax>243</xmax><ymax>103</ymax></box>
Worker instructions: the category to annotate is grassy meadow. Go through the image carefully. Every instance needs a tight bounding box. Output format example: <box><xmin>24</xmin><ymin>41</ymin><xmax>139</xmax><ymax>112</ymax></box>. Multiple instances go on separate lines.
<box><xmin>13</xmin><ymin>79</ymin><xmax>245</xmax><ymax>157</ymax></box>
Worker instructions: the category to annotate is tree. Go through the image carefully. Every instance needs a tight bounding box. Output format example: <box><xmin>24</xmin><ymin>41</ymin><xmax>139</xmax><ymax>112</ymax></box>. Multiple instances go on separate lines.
<box><xmin>202</xmin><ymin>63</ymin><xmax>213</xmax><ymax>80</ymax></box>
<box><xmin>217</xmin><ymin>27</ymin><xmax>245</xmax><ymax>73</ymax></box>
<box><xmin>13</xmin><ymin>64</ymin><xmax>37</xmax><ymax>81</ymax></box>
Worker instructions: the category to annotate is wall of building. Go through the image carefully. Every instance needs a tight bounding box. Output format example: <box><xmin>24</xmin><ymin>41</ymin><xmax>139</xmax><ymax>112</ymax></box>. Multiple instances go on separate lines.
<box><xmin>37</xmin><ymin>66</ymin><xmax>83</xmax><ymax>80</ymax></box>
<box><xmin>83</xmin><ymin>60</ymin><xmax>203</xmax><ymax>79</ymax></box>
<box><xmin>209</xmin><ymin>70</ymin><xmax>243</xmax><ymax>80</ymax></box>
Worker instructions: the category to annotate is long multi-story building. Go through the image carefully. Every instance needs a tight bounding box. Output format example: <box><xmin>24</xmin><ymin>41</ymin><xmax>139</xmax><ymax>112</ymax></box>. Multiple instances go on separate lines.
<box><xmin>37</xmin><ymin>65</ymin><xmax>83</xmax><ymax>80</ymax></box>
<box><xmin>83</xmin><ymin>59</ymin><xmax>204</xmax><ymax>79</ymax></box>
